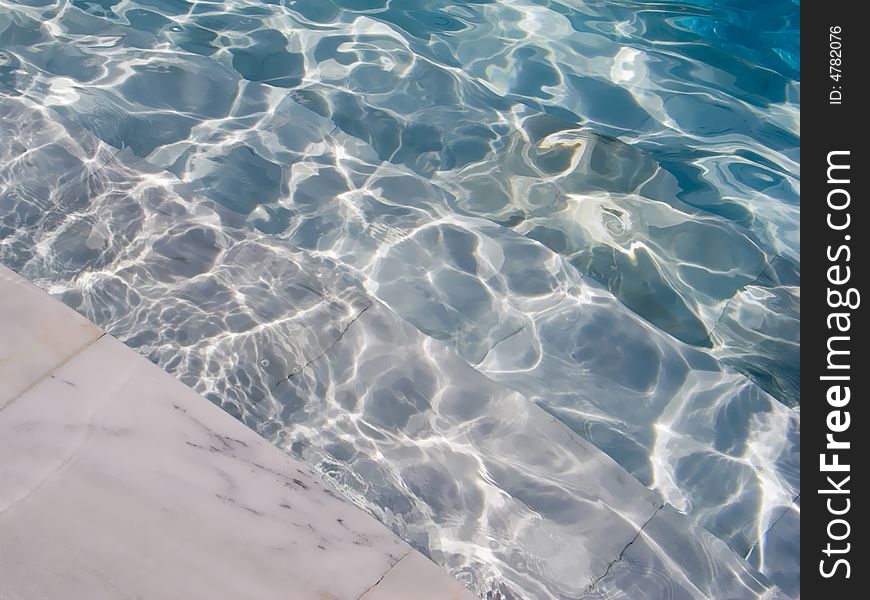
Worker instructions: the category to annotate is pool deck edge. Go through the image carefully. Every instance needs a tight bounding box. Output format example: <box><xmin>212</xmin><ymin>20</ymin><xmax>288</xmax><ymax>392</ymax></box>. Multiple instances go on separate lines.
<box><xmin>0</xmin><ymin>264</ymin><xmax>474</xmax><ymax>600</ymax></box>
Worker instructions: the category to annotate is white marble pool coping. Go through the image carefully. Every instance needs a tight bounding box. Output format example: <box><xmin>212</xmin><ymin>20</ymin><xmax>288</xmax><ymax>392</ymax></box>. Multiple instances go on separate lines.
<box><xmin>0</xmin><ymin>264</ymin><xmax>474</xmax><ymax>600</ymax></box>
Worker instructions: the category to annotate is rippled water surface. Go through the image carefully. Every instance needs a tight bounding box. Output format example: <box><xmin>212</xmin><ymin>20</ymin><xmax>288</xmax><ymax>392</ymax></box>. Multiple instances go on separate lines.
<box><xmin>1</xmin><ymin>0</ymin><xmax>799</xmax><ymax>598</ymax></box>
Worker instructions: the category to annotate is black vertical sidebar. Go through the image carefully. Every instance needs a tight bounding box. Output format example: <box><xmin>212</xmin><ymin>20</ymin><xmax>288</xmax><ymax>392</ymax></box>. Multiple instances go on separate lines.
<box><xmin>803</xmin><ymin>2</ymin><xmax>865</xmax><ymax>598</ymax></box>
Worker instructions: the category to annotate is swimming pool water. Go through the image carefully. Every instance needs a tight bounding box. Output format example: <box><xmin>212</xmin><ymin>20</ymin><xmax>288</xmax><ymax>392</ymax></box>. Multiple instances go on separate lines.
<box><xmin>0</xmin><ymin>1</ymin><xmax>799</xmax><ymax>598</ymax></box>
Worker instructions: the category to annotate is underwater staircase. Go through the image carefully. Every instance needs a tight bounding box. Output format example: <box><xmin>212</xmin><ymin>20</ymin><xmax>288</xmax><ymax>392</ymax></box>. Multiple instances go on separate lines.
<box><xmin>1</xmin><ymin>2</ymin><xmax>798</xmax><ymax>598</ymax></box>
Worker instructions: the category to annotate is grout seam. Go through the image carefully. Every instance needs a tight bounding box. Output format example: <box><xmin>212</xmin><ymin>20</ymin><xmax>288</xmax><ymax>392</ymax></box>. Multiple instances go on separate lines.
<box><xmin>354</xmin><ymin>548</ymin><xmax>414</xmax><ymax>600</ymax></box>
<box><xmin>0</xmin><ymin>329</ymin><xmax>107</xmax><ymax>414</ymax></box>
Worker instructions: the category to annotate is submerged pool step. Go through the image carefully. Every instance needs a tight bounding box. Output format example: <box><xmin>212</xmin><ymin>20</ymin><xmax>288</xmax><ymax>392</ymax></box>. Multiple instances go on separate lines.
<box><xmin>0</xmin><ymin>91</ymin><xmax>787</xmax><ymax>599</ymax></box>
<box><xmin>0</xmin><ymin>0</ymin><xmax>800</xmax><ymax>412</ymax></box>
<box><xmin>96</xmin><ymin>75</ymin><xmax>799</xmax><ymax>587</ymax></box>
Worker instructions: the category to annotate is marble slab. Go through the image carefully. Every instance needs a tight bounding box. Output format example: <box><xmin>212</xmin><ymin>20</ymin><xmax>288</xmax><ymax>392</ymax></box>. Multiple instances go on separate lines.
<box><xmin>0</xmin><ymin>266</ymin><xmax>474</xmax><ymax>600</ymax></box>
<box><xmin>0</xmin><ymin>266</ymin><xmax>102</xmax><ymax>409</ymax></box>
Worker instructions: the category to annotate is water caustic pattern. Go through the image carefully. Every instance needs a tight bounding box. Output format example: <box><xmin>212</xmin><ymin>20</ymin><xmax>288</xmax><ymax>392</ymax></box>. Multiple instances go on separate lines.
<box><xmin>0</xmin><ymin>94</ymin><xmax>785</xmax><ymax>600</ymax></box>
<box><xmin>0</xmin><ymin>1</ymin><xmax>799</xmax><ymax>598</ymax></box>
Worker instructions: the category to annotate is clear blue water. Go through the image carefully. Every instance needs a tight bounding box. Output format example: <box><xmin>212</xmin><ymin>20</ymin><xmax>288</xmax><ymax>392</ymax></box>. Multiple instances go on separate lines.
<box><xmin>1</xmin><ymin>0</ymin><xmax>799</xmax><ymax>598</ymax></box>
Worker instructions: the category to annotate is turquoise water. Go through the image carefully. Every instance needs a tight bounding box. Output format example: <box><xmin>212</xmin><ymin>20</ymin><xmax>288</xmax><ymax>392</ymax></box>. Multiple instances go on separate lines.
<box><xmin>1</xmin><ymin>1</ymin><xmax>798</xmax><ymax>598</ymax></box>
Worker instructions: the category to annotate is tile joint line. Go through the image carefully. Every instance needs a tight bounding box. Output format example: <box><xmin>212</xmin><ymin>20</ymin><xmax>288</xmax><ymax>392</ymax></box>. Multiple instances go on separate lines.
<box><xmin>0</xmin><ymin>331</ymin><xmax>107</xmax><ymax>414</ymax></box>
<box><xmin>354</xmin><ymin>548</ymin><xmax>414</xmax><ymax>600</ymax></box>
<box><xmin>583</xmin><ymin>502</ymin><xmax>665</xmax><ymax>596</ymax></box>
